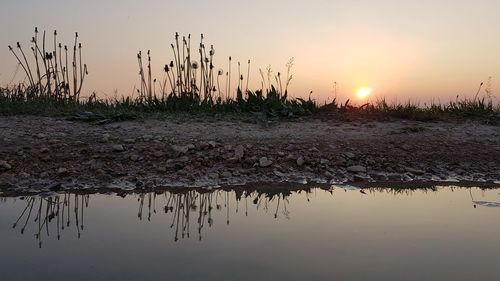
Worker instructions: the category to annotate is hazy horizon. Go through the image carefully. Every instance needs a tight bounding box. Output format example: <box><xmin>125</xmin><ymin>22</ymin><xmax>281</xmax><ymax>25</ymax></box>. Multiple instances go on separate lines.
<box><xmin>1</xmin><ymin>0</ymin><xmax>499</xmax><ymax>103</ymax></box>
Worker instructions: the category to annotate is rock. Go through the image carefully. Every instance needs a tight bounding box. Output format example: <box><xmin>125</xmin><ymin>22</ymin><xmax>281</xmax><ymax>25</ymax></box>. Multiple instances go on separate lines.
<box><xmin>401</xmin><ymin>144</ymin><xmax>411</xmax><ymax>151</ymax></box>
<box><xmin>344</xmin><ymin>152</ymin><xmax>355</xmax><ymax>159</ymax></box>
<box><xmin>101</xmin><ymin>133</ymin><xmax>111</xmax><ymax>142</ymax></box>
<box><xmin>347</xmin><ymin>165</ymin><xmax>367</xmax><ymax>173</ymax></box>
<box><xmin>353</xmin><ymin>174</ymin><xmax>370</xmax><ymax>182</ymax></box>
<box><xmin>153</xmin><ymin>151</ymin><xmax>165</xmax><ymax>158</ymax></box>
<box><xmin>0</xmin><ymin>160</ymin><xmax>12</xmax><ymax>170</ymax></box>
<box><xmin>19</xmin><ymin>172</ymin><xmax>30</xmax><ymax>179</ymax></box>
<box><xmin>324</xmin><ymin>171</ymin><xmax>334</xmax><ymax>178</ymax></box>
<box><xmin>404</xmin><ymin>166</ymin><xmax>425</xmax><ymax>175</ymax></box>
<box><xmin>36</xmin><ymin>133</ymin><xmax>47</xmax><ymax>139</ymax></box>
<box><xmin>320</xmin><ymin>158</ymin><xmax>330</xmax><ymax>165</ymax></box>
<box><xmin>16</xmin><ymin>150</ymin><xmax>24</xmax><ymax>156</ymax></box>
<box><xmin>259</xmin><ymin>157</ymin><xmax>273</xmax><ymax>167</ymax></box>
<box><xmin>296</xmin><ymin>156</ymin><xmax>305</xmax><ymax>167</ymax></box>
<box><xmin>277</xmin><ymin>151</ymin><xmax>286</xmax><ymax>157</ymax></box>
<box><xmin>172</xmin><ymin>145</ymin><xmax>190</xmax><ymax>154</ymax></box>
<box><xmin>208</xmin><ymin>141</ymin><xmax>217</xmax><ymax>148</ymax></box>
<box><xmin>124</xmin><ymin>138</ymin><xmax>136</xmax><ymax>144</ymax></box>
<box><xmin>309</xmin><ymin>147</ymin><xmax>320</xmax><ymax>153</ymax></box>
<box><xmin>208</xmin><ymin>172</ymin><xmax>219</xmax><ymax>179</ymax></box>
<box><xmin>40</xmin><ymin>147</ymin><xmax>49</xmax><ymax>153</ymax></box>
<box><xmin>112</xmin><ymin>144</ymin><xmax>125</xmax><ymax>152</ymax></box>
<box><xmin>56</xmin><ymin>167</ymin><xmax>69</xmax><ymax>176</ymax></box>
<box><xmin>234</xmin><ymin>145</ymin><xmax>245</xmax><ymax>160</ymax></box>
<box><xmin>221</xmin><ymin>171</ymin><xmax>232</xmax><ymax>178</ymax></box>
<box><xmin>130</xmin><ymin>155</ymin><xmax>140</xmax><ymax>161</ymax></box>
<box><xmin>274</xmin><ymin>170</ymin><xmax>286</xmax><ymax>177</ymax></box>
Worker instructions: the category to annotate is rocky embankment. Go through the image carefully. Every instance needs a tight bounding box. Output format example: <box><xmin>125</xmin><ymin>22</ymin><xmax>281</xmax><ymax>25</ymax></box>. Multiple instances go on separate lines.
<box><xmin>0</xmin><ymin>115</ymin><xmax>499</xmax><ymax>194</ymax></box>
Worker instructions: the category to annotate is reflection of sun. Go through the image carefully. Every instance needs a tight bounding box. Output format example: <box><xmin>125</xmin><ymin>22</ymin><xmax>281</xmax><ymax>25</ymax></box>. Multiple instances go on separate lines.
<box><xmin>356</xmin><ymin>88</ymin><xmax>372</xmax><ymax>99</ymax></box>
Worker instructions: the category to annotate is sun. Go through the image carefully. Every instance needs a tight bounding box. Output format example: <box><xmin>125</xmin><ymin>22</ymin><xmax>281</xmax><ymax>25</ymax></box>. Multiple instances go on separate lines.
<box><xmin>356</xmin><ymin>88</ymin><xmax>372</xmax><ymax>99</ymax></box>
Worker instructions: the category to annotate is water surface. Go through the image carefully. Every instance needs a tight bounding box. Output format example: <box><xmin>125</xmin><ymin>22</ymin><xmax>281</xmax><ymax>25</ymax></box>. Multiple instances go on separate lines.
<box><xmin>1</xmin><ymin>186</ymin><xmax>499</xmax><ymax>281</ymax></box>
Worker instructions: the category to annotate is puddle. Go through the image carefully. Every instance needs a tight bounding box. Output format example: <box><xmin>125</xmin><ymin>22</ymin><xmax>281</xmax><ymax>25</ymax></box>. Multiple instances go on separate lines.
<box><xmin>1</xmin><ymin>186</ymin><xmax>499</xmax><ymax>281</ymax></box>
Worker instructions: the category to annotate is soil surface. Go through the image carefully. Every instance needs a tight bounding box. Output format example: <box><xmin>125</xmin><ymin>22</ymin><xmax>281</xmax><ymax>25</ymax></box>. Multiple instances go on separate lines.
<box><xmin>1</xmin><ymin>115</ymin><xmax>499</xmax><ymax>194</ymax></box>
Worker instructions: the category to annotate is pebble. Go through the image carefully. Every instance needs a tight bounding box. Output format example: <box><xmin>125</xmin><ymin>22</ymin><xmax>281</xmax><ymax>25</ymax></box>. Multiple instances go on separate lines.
<box><xmin>320</xmin><ymin>158</ymin><xmax>330</xmax><ymax>165</ymax></box>
<box><xmin>347</xmin><ymin>165</ymin><xmax>367</xmax><ymax>173</ymax></box>
<box><xmin>296</xmin><ymin>156</ymin><xmax>305</xmax><ymax>167</ymax></box>
<box><xmin>234</xmin><ymin>145</ymin><xmax>245</xmax><ymax>160</ymax></box>
<box><xmin>208</xmin><ymin>172</ymin><xmax>219</xmax><ymax>179</ymax></box>
<box><xmin>101</xmin><ymin>133</ymin><xmax>111</xmax><ymax>142</ymax></box>
<box><xmin>56</xmin><ymin>167</ymin><xmax>69</xmax><ymax>176</ymax></box>
<box><xmin>0</xmin><ymin>160</ymin><xmax>12</xmax><ymax>170</ymax></box>
<box><xmin>172</xmin><ymin>145</ymin><xmax>191</xmax><ymax>154</ymax></box>
<box><xmin>404</xmin><ymin>166</ymin><xmax>425</xmax><ymax>175</ymax></box>
<box><xmin>112</xmin><ymin>144</ymin><xmax>125</xmax><ymax>152</ymax></box>
<box><xmin>40</xmin><ymin>147</ymin><xmax>49</xmax><ymax>153</ymax></box>
<box><xmin>18</xmin><ymin>172</ymin><xmax>30</xmax><ymax>179</ymax></box>
<box><xmin>259</xmin><ymin>157</ymin><xmax>273</xmax><ymax>167</ymax></box>
<box><xmin>344</xmin><ymin>152</ymin><xmax>355</xmax><ymax>159</ymax></box>
<box><xmin>221</xmin><ymin>171</ymin><xmax>233</xmax><ymax>178</ymax></box>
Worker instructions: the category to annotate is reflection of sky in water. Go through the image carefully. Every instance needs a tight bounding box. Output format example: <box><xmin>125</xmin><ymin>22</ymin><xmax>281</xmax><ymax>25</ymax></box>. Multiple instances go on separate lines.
<box><xmin>0</xmin><ymin>187</ymin><xmax>499</xmax><ymax>281</ymax></box>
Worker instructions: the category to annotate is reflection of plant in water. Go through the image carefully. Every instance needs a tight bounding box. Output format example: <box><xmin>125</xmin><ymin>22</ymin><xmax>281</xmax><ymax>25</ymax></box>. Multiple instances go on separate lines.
<box><xmin>11</xmin><ymin>194</ymin><xmax>89</xmax><ymax>248</ymax></box>
<box><xmin>137</xmin><ymin>188</ymin><xmax>314</xmax><ymax>242</ymax></box>
<box><xmin>8</xmin><ymin>188</ymin><xmax>316</xmax><ymax>245</ymax></box>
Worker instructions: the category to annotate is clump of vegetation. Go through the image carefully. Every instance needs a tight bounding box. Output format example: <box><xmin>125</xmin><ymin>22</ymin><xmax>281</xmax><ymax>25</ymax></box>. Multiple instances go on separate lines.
<box><xmin>7</xmin><ymin>27</ymin><xmax>87</xmax><ymax>102</ymax></box>
<box><xmin>1</xmin><ymin>28</ymin><xmax>499</xmax><ymax>123</ymax></box>
<box><xmin>132</xmin><ymin>33</ymin><xmax>314</xmax><ymax>116</ymax></box>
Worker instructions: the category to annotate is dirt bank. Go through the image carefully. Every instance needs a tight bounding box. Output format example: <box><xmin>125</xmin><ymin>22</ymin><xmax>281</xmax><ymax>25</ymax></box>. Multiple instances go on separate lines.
<box><xmin>0</xmin><ymin>115</ymin><xmax>499</xmax><ymax>194</ymax></box>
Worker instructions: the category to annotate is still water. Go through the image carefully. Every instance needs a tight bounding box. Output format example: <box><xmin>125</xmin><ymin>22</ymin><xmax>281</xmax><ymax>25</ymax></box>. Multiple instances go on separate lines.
<box><xmin>1</xmin><ymin>186</ymin><xmax>499</xmax><ymax>281</ymax></box>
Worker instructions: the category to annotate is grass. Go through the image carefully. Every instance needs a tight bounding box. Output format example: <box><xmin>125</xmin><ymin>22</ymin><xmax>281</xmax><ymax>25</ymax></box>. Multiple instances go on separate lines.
<box><xmin>1</xmin><ymin>29</ymin><xmax>499</xmax><ymax>123</ymax></box>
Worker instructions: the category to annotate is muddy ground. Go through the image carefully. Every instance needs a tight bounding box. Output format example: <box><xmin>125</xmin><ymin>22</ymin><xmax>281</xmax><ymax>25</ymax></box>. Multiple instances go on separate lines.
<box><xmin>0</xmin><ymin>115</ymin><xmax>499</xmax><ymax>194</ymax></box>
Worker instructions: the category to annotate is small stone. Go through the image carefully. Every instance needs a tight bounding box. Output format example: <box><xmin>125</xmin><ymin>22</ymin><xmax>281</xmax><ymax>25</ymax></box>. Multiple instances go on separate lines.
<box><xmin>112</xmin><ymin>144</ymin><xmax>125</xmax><ymax>152</ymax></box>
<box><xmin>208</xmin><ymin>141</ymin><xmax>217</xmax><ymax>148</ymax></box>
<box><xmin>172</xmin><ymin>145</ymin><xmax>189</xmax><ymax>154</ymax></box>
<box><xmin>347</xmin><ymin>165</ymin><xmax>367</xmax><ymax>173</ymax></box>
<box><xmin>16</xmin><ymin>150</ymin><xmax>24</xmax><ymax>156</ymax></box>
<box><xmin>234</xmin><ymin>145</ymin><xmax>245</xmax><ymax>160</ymax></box>
<box><xmin>404</xmin><ymin>166</ymin><xmax>425</xmax><ymax>175</ymax></box>
<box><xmin>309</xmin><ymin>147</ymin><xmax>320</xmax><ymax>153</ymax></box>
<box><xmin>208</xmin><ymin>172</ymin><xmax>219</xmax><ymax>179</ymax></box>
<box><xmin>401</xmin><ymin>144</ymin><xmax>411</xmax><ymax>151</ymax></box>
<box><xmin>324</xmin><ymin>171</ymin><xmax>334</xmax><ymax>178</ymax></box>
<box><xmin>56</xmin><ymin>167</ymin><xmax>69</xmax><ymax>176</ymax></box>
<box><xmin>124</xmin><ymin>138</ymin><xmax>136</xmax><ymax>144</ymax></box>
<box><xmin>277</xmin><ymin>151</ymin><xmax>286</xmax><ymax>157</ymax></box>
<box><xmin>153</xmin><ymin>151</ymin><xmax>165</xmax><ymax>158</ymax></box>
<box><xmin>36</xmin><ymin>133</ymin><xmax>47</xmax><ymax>139</ymax></box>
<box><xmin>320</xmin><ymin>158</ymin><xmax>330</xmax><ymax>165</ymax></box>
<box><xmin>344</xmin><ymin>152</ymin><xmax>355</xmax><ymax>159</ymax></box>
<box><xmin>296</xmin><ymin>156</ymin><xmax>305</xmax><ymax>167</ymax></box>
<box><xmin>274</xmin><ymin>170</ymin><xmax>286</xmax><ymax>177</ymax></box>
<box><xmin>40</xmin><ymin>147</ymin><xmax>49</xmax><ymax>153</ymax></box>
<box><xmin>18</xmin><ymin>172</ymin><xmax>30</xmax><ymax>179</ymax></box>
<box><xmin>130</xmin><ymin>155</ymin><xmax>140</xmax><ymax>161</ymax></box>
<box><xmin>259</xmin><ymin>157</ymin><xmax>273</xmax><ymax>167</ymax></box>
<box><xmin>221</xmin><ymin>171</ymin><xmax>232</xmax><ymax>178</ymax></box>
<box><xmin>0</xmin><ymin>160</ymin><xmax>12</xmax><ymax>170</ymax></box>
<box><xmin>101</xmin><ymin>133</ymin><xmax>111</xmax><ymax>142</ymax></box>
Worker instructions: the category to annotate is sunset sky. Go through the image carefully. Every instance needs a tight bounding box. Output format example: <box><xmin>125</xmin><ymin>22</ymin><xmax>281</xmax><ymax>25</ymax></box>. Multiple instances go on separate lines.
<box><xmin>1</xmin><ymin>0</ymin><xmax>499</xmax><ymax>103</ymax></box>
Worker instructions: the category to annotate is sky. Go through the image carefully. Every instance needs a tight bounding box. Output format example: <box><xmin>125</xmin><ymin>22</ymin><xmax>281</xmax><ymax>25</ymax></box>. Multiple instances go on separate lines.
<box><xmin>1</xmin><ymin>0</ymin><xmax>499</xmax><ymax>103</ymax></box>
